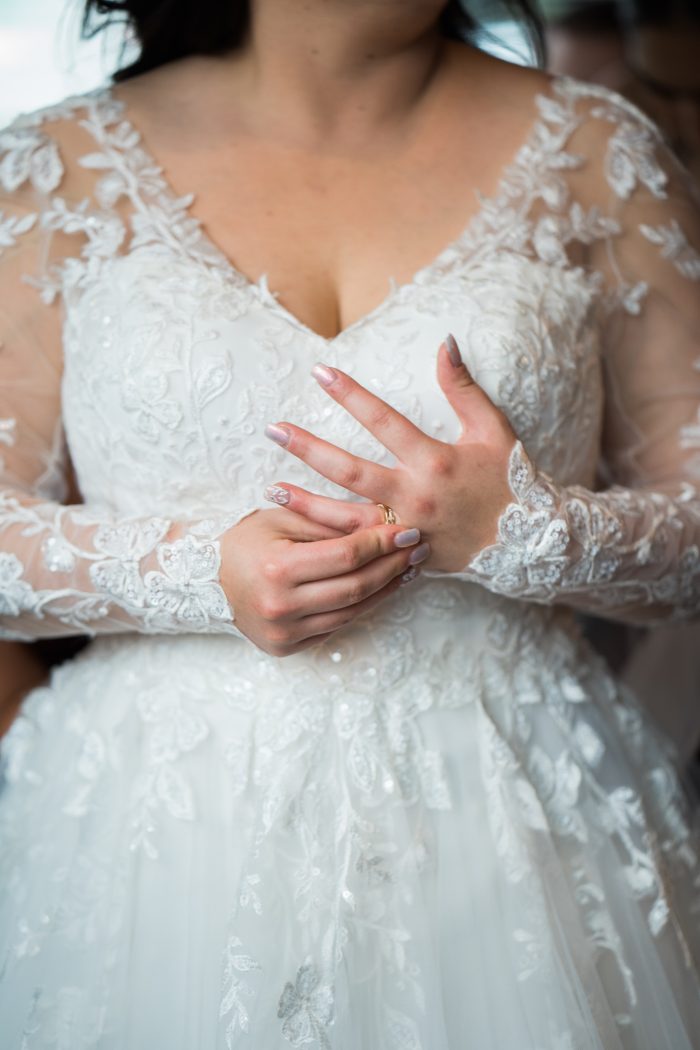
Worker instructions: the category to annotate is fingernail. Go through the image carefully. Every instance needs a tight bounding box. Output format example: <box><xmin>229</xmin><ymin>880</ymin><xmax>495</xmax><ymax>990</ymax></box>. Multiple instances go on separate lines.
<box><xmin>445</xmin><ymin>333</ymin><xmax>462</xmax><ymax>368</ymax></box>
<box><xmin>311</xmin><ymin>363</ymin><xmax>338</xmax><ymax>387</ymax></box>
<box><xmin>408</xmin><ymin>541</ymin><xmax>430</xmax><ymax>565</ymax></box>
<box><xmin>265</xmin><ymin>424</ymin><xmax>291</xmax><ymax>447</ymax></box>
<box><xmin>394</xmin><ymin>528</ymin><xmax>420</xmax><ymax>548</ymax></box>
<box><xmin>264</xmin><ymin>485</ymin><xmax>290</xmax><ymax>505</ymax></box>
<box><xmin>400</xmin><ymin>566</ymin><xmax>419</xmax><ymax>585</ymax></box>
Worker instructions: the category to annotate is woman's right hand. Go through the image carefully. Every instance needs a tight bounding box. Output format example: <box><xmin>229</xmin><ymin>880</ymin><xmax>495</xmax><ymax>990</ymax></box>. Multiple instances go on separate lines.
<box><xmin>221</xmin><ymin>506</ymin><xmax>429</xmax><ymax>656</ymax></box>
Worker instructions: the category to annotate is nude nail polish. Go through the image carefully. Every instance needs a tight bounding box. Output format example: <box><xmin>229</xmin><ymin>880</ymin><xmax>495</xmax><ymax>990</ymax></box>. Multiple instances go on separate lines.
<box><xmin>265</xmin><ymin>424</ymin><xmax>291</xmax><ymax>447</ymax></box>
<box><xmin>394</xmin><ymin>528</ymin><xmax>420</xmax><ymax>547</ymax></box>
<box><xmin>408</xmin><ymin>542</ymin><xmax>430</xmax><ymax>565</ymax></box>
<box><xmin>445</xmin><ymin>333</ymin><xmax>462</xmax><ymax>368</ymax></box>
<box><xmin>264</xmin><ymin>485</ymin><xmax>290</xmax><ymax>505</ymax></box>
<box><xmin>311</xmin><ymin>363</ymin><xmax>337</xmax><ymax>387</ymax></box>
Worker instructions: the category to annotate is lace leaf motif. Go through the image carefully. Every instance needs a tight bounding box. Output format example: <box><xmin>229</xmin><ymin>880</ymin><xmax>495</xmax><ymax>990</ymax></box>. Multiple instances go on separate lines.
<box><xmin>461</xmin><ymin>440</ymin><xmax>700</xmax><ymax>623</ymax></box>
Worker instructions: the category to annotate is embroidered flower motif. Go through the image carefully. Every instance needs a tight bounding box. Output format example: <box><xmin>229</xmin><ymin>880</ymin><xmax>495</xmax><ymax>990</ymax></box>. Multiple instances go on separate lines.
<box><xmin>640</xmin><ymin>219</ymin><xmax>700</xmax><ymax>280</ymax></box>
<box><xmin>601</xmin><ymin>117</ymin><xmax>668</xmax><ymax>201</ymax></box>
<box><xmin>144</xmin><ymin>532</ymin><xmax>232</xmax><ymax>627</ymax></box>
<box><xmin>90</xmin><ymin>518</ymin><xmax>171</xmax><ymax>607</ymax></box>
<box><xmin>1</xmin><ymin>74</ymin><xmax>700</xmax><ymax>1050</ymax></box>
<box><xmin>121</xmin><ymin>371</ymin><xmax>183</xmax><ymax>443</ymax></box>
<box><xmin>219</xmin><ymin>936</ymin><xmax>260</xmax><ymax>1040</ymax></box>
<box><xmin>0</xmin><ymin>551</ymin><xmax>34</xmax><ymax>616</ymax></box>
<box><xmin>0</xmin><ymin>209</ymin><xmax>36</xmax><ymax>255</ymax></box>
<box><xmin>278</xmin><ymin>961</ymin><xmax>334</xmax><ymax>1049</ymax></box>
<box><xmin>466</xmin><ymin>441</ymin><xmax>571</xmax><ymax>593</ymax></box>
<box><xmin>0</xmin><ymin>126</ymin><xmax>63</xmax><ymax>194</ymax></box>
<box><xmin>36</xmin><ymin>196</ymin><xmax>126</xmax><ymax>302</ymax></box>
<box><xmin>42</xmin><ymin>534</ymin><xmax>78</xmax><ymax>573</ymax></box>
<box><xmin>127</xmin><ymin>682</ymin><xmax>212</xmax><ymax>856</ymax></box>
<box><xmin>461</xmin><ymin>440</ymin><xmax>700</xmax><ymax>622</ymax></box>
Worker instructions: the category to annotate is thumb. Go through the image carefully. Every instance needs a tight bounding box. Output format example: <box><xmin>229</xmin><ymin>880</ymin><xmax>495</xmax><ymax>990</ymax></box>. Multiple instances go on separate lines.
<box><xmin>436</xmin><ymin>333</ymin><xmax>487</xmax><ymax>430</ymax></box>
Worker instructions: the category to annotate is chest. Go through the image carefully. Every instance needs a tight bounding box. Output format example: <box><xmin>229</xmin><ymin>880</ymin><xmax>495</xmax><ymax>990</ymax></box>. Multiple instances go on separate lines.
<box><xmin>113</xmin><ymin>108</ymin><xmax>525</xmax><ymax>342</ymax></box>
<box><xmin>60</xmin><ymin>249</ymin><xmax>605</xmax><ymax>518</ymax></box>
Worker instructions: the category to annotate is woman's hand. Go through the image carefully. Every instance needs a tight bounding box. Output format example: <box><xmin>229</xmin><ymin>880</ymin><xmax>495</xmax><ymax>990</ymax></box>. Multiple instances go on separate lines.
<box><xmin>223</xmin><ymin>505</ymin><xmax>429</xmax><ymax>657</ymax></box>
<box><xmin>262</xmin><ymin>335</ymin><xmax>518</xmax><ymax>573</ymax></box>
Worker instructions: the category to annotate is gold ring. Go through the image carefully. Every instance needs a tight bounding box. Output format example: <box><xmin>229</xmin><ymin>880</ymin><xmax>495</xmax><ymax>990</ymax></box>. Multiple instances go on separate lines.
<box><xmin>376</xmin><ymin>502</ymin><xmax>397</xmax><ymax>525</ymax></box>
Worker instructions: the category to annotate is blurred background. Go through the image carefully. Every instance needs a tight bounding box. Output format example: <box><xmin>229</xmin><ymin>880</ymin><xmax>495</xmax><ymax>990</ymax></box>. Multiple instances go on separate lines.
<box><xmin>0</xmin><ymin>0</ymin><xmax>127</xmax><ymax>126</ymax></box>
<box><xmin>0</xmin><ymin>0</ymin><xmax>699</xmax><ymax>776</ymax></box>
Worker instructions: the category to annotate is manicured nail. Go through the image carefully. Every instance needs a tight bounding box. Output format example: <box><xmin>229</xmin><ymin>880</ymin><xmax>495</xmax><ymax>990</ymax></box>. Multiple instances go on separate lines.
<box><xmin>408</xmin><ymin>542</ymin><xmax>430</xmax><ymax>565</ymax></box>
<box><xmin>311</xmin><ymin>363</ymin><xmax>338</xmax><ymax>387</ymax></box>
<box><xmin>445</xmin><ymin>333</ymin><xmax>462</xmax><ymax>368</ymax></box>
<box><xmin>394</xmin><ymin>528</ymin><xmax>420</xmax><ymax>548</ymax></box>
<box><xmin>265</xmin><ymin>424</ymin><xmax>291</xmax><ymax>447</ymax></box>
<box><xmin>400</xmin><ymin>566</ymin><xmax>419</xmax><ymax>585</ymax></box>
<box><xmin>264</xmin><ymin>485</ymin><xmax>290</xmax><ymax>505</ymax></box>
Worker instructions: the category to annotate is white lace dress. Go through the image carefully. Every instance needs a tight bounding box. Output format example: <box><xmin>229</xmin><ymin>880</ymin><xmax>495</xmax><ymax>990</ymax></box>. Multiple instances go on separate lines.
<box><xmin>0</xmin><ymin>73</ymin><xmax>699</xmax><ymax>1049</ymax></box>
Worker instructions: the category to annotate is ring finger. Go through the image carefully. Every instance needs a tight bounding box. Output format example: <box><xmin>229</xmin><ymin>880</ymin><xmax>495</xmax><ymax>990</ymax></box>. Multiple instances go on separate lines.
<box><xmin>291</xmin><ymin>564</ymin><xmax>419</xmax><ymax>641</ymax></box>
<box><xmin>290</xmin><ymin>546</ymin><xmax>423</xmax><ymax>617</ymax></box>
<box><xmin>264</xmin><ymin>482</ymin><xmax>392</xmax><ymax>531</ymax></box>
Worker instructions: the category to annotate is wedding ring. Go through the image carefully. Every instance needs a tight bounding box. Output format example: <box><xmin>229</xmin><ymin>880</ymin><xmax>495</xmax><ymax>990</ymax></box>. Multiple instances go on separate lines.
<box><xmin>376</xmin><ymin>502</ymin><xmax>397</xmax><ymax>525</ymax></box>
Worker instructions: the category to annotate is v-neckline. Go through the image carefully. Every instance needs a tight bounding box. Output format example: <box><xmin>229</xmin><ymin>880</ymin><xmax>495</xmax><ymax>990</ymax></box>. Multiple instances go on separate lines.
<box><xmin>104</xmin><ymin>74</ymin><xmax>562</xmax><ymax>348</ymax></box>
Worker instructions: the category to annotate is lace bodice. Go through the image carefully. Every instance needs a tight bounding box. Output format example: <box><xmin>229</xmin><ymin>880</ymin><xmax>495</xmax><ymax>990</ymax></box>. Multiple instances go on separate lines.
<box><xmin>0</xmin><ymin>72</ymin><xmax>699</xmax><ymax>639</ymax></box>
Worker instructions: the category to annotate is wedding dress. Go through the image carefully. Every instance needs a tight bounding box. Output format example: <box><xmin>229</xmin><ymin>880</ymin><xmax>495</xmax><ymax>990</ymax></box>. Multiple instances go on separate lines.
<box><xmin>0</xmin><ymin>70</ymin><xmax>699</xmax><ymax>1049</ymax></box>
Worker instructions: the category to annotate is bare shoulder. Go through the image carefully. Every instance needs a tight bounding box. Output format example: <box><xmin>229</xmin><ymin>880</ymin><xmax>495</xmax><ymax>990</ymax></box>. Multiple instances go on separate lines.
<box><xmin>443</xmin><ymin>42</ymin><xmax>552</xmax><ymax>118</ymax></box>
<box><xmin>106</xmin><ymin>54</ymin><xmax>250</xmax><ymax>143</ymax></box>
<box><xmin>434</xmin><ymin>41</ymin><xmax>555</xmax><ymax>159</ymax></box>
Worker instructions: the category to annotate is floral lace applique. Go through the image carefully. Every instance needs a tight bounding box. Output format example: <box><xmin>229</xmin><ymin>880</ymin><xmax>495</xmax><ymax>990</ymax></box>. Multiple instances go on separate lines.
<box><xmin>1</xmin><ymin>73</ymin><xmax>700</xmax><ymax>1049</ymax></box>
<box><xmin>0</xmin><ymin>488</ymin><xmax>244</xmax><ymax>638</ymax></box>
<box><xmin>455</xmin><ymin>440</ymin><xmax>700</xmax><ymax>624</ymax></box>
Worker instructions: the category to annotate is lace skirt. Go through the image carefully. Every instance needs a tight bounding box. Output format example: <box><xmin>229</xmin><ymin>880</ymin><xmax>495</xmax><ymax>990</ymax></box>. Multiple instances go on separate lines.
<box><xmin>1</xmin><ymin>581</ymin><xmax>699</xmax><ymax>1049</ymax></box>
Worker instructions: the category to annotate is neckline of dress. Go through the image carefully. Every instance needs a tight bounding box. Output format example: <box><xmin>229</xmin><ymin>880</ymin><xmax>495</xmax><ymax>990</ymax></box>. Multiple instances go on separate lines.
<box><xmin>96</xmin><ymin>73</ymin><xmax>576</xmax><ymax>348</ymax></box>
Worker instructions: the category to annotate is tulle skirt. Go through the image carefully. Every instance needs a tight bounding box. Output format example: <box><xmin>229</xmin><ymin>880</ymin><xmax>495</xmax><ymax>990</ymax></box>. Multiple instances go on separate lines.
<box><xmin>1</xmin><ymin>581</ymin><xmax>699</xmax><ymax>1049</ymax></box>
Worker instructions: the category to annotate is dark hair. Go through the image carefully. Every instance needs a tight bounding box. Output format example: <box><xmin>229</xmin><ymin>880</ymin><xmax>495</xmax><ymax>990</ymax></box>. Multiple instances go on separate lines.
<box><xmin>81</xmin><ymin>0</ymin><xmax>545</xmax><ymax>83</ymax></box>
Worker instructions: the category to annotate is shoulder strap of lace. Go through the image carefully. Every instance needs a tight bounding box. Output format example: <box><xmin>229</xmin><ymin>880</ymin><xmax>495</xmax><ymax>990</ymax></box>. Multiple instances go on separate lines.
<box><xmin>0</xmin><ymin>88</ymin><xmax>113</xmax><ymax>195</ymax></box>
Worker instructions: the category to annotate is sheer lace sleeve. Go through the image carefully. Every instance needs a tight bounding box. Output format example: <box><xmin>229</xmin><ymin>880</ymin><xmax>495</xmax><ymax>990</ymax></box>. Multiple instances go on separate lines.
<box><xmin>0</xmin><ymin>105</ymin><xmax>254</xmax><ymax>641</ymax></box>
<box><xmin>449</xmin><ymin>82</ymin><xmax>700</xmax><ymax>626</ymax></box>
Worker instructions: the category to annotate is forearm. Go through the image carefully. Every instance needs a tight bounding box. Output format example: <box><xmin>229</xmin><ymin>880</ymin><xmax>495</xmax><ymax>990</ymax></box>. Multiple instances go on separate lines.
<box><xmin>0</xmin><ymin>489</ymin><xmax>257</xmax><ymax>639</ymax></box>
<box><xmin>425</xmin><ymin>440</ymin><xmax>700</xmax><ymax>627</ymax></box>
<box><xmin>0</xmin><ymin>640</ymin><xmax>47</xmax><ymax>737</ymax></box>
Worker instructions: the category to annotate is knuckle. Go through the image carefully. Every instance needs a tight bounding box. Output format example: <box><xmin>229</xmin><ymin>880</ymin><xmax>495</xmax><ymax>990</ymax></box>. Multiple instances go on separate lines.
<box><xmin>333</xmin><ymin>615</ymin><xmax>355</xmax><ymax>634</ymax></box>
<box><xmin>345</xmin><ymin>578</ymin><xmax>367</xmax><ymax>605</ymax></box>
<box><xmin>377</xmin><ymin>530</ymin><xmax>391</xmax><ymax>555</ymax></box>
<box><xmin>268</xmin><ymin>641</ymin><xmax>292</xmax><ymax>657</ymax></box>
<box><xmin>261</xmin><ymin>559</ymin><xmax>286</xmax><ymax>583</ymax></box>
<box><xmin>368</xmin><ymin>404</ymin><xmax>393</xmax><ymax>431</ymax></box>
<box><xmin>323</xmin><ymin>611</ymin><xmax>353</xmax><ymax>634</ymax></box>
<box><xmin>426</xmin><ymin>449</ymin><xmax>453</xmax><ymax>478</ymax></box>
<box><xmin>338</xmin><ymin>460</ymin><xmax>363</xmax><ymax>490</ymax></box>
<box><xmin>340</xmin><ymin>540</ymin><xmax>363</xmax><ymax>572</ymax></box>
<box><xmin>277</xmin><ymin>638</ymin><xmax>302</xmax><ymax>655</ymax></box>
<box><xmin>265</xmin><ymin>623</ymin><xmax>293</xmax><ymax>646</ymax></box>
<box><xmin>345</xmin><ymin>508</ymin><xmax>368</xmax><ymax>533</ymax></box>
<box><xmin>257</xmin><ymin>595</ymin><xmax>288</xmax><ymax>622</ymax></box>
<box><xmin>413</xmin><ymin>492</ymin><xmax>438</xmax><ymax>517</ymax></box>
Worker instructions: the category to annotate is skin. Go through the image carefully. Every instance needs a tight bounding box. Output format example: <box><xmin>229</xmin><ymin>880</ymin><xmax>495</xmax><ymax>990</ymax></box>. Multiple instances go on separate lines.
<box><xmin>0</xmin><ymin>643</ymin><xmax>47</xmax><ymax>738</ymax></box>
<box><xmin>197</xmin><ymin>0</ymin><xmax>527</xmax><ymax>656</ymax></box>
<box><xmin>3</xmin><ymin>0</ymin><xmax>543</xmax><ymax>681</ymax></box>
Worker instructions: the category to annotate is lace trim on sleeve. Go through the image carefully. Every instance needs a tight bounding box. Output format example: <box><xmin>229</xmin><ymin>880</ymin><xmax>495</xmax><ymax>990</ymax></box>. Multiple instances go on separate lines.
<box><xmin>451</xmin><ymin>440</ymin><xmax>700</xmax><ymax>625</ymax></box>
<box><xmin>0</xmin><ymin>494</ymin><xmax>248</xmax><ymax>640</ymax></box>
<box><xmin>0</xmin><ymin>97</ymin><xmax>254</xmax><ymax>641</ymax></box>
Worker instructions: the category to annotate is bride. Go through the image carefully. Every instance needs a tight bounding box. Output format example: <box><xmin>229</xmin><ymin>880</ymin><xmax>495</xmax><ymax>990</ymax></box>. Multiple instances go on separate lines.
<box><xmin>1</xmin><ymin>0</ymin><xmax>699</xmax><ymax>1046</ymax></box>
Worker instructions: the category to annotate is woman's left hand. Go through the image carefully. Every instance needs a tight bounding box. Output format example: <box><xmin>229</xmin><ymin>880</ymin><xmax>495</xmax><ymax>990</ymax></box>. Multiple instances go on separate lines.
<box><xmin>263</xmin><ymin>335</ymin><xmax>518</xmax><ymax>574</ymax></box>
